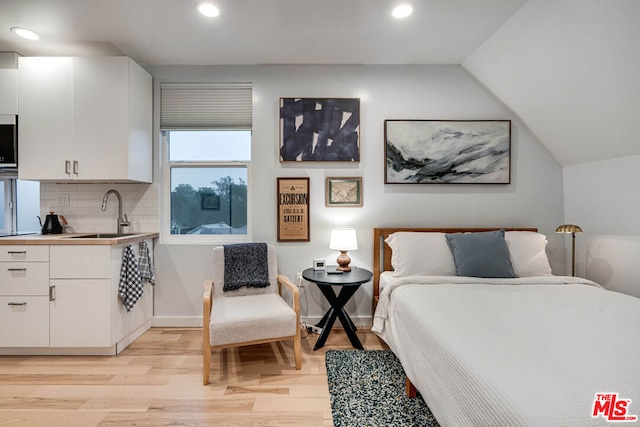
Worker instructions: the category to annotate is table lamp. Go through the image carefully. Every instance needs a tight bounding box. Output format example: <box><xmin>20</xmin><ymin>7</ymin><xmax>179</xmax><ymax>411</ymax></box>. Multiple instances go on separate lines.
<box><xmin>329</xmin><ymin>228</ymin><xmax>358</xmax><ymax>272</ymax></box>
<box><xmin>555</xmin><ymin>224</ymin><xmax>583</xmax><ymax>276</ymax></box>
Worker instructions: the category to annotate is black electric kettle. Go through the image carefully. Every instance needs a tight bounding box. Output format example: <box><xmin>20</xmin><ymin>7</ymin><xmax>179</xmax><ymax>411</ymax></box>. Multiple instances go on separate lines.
<box><xmin>39</xmin><ymin>212</ymin><xmax>64</xmax><ymax>234</ymax></box>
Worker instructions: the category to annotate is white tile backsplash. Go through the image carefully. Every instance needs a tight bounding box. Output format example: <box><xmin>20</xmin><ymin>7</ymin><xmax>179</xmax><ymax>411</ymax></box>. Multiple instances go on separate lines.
<box><xmin>40</xmin><ymin>183</ymin><xmax>159</xmax><ymax>234</ymax></box>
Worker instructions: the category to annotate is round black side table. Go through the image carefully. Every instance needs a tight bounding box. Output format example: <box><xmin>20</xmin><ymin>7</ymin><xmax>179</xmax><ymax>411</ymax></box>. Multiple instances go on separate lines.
<box><xmin>302</xmin><ymin>266</ymin><xmax>373</xmax><ymax>351</ymax></box>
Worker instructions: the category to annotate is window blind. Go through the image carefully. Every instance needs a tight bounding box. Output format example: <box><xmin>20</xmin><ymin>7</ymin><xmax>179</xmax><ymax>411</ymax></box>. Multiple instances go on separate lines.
<box><xmin>160</xmin><ymin>82</ymin><xmax>252</xmax><ymax>130</ymax></box>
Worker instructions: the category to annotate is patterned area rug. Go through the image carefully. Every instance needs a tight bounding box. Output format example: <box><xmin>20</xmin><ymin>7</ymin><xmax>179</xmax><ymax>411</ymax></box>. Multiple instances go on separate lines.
<box><xmin>325</xmin><ymin>349</ymin><xmax>440</xmax><ymax>426</ymax></box>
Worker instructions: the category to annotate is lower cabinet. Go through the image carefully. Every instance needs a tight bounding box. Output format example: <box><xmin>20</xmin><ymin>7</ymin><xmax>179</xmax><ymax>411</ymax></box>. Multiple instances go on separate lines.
<box><xmin>49</xmin><ymin>279</ymin><xmax>112</xmax><ymax>348</ymax></box>
<box><xmin>0</xmin><ymin>245</ymin><xmax>50</xmax><ymax>347</ymax></box>
<box><xmin>0</xmin><ymin>296</ymin><xmax>49</xmax><ymax>347</ymax></box>
<box><xmin>0</xmin><ymin>240</ymin><xmax>154</xmax><ymax>355</ymax></box>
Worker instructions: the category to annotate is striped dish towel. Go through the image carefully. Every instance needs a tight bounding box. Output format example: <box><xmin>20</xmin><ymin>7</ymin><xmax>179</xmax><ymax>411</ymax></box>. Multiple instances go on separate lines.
<box><xmin>119</xmin><ymin>244</ymin><xmax>143</xmax><ymax>312</ymax></box>
<box><xmin>138</xmin><ymin>241</ymin><xmax>155</xmax><ymax>286</ymax></box>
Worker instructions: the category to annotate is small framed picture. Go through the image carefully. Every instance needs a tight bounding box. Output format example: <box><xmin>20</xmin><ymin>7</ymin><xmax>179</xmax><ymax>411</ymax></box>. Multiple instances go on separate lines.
<box><xmin>326</xmin><ymin>177</ymin><xmax>363</xmax><ymax>207</ymax></box>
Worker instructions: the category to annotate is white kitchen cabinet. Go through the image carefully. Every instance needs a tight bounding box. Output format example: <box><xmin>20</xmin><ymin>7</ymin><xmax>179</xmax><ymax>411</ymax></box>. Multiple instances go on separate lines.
<box><xmin>17</xmin><ymin>56</ymin><xmax>152</xmax><ymax>183</ymax></box>
<box><xmin>0</xmin><ymin>239</ymin><xmax>154</xmax><ymax>355</ymax></box>
<box><xmin>48</xmin><ymin>243</ymin><xmax>154</xmax><ymax>353</ymax></box>
<box><xmin>49</xmin><ymin>245</ymin><xmax>112</xmax><ymax>348</ymax></box>
<box><xmin>0</xmin><ymin>245</ymin><xmax>50</xmax><ymax>347</ymax></box>
<box><xmin>0</xmin><ymin>296</ymin><xmax>50</xmax><ymax>347</ymax></box>
<box><xmin>49</xmin><ymin>279</ymin><xmax>112</xmax><ymax>348</ymax></box>
<box><xmin>0</xmin><ymin>52</ymin><xmax>19</xmax><ymax>114</ymax></box>
<box><xmin>0</xmin><ymin>69</ymin><xmax>18</xmax><ymax>115</ymax></box>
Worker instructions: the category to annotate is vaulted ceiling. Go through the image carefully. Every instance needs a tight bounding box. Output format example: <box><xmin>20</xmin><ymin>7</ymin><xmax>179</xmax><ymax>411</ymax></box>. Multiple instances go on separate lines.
<box><xmin>1</xmin><ymin>0</ymin><xmax>638</xmax><ymax>166</ymax></box>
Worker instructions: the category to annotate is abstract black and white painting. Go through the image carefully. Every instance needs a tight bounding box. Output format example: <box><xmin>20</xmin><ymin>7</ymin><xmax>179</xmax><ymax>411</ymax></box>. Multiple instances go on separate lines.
<box><xmin>280</xmin><ymin>98</ymin><xmax>360</xmax><ymax>162</ymax></box>
<box><xmin>385</xmin><ymin>120</ymin><xmax>511</xmax><ymax>184</ymax></box>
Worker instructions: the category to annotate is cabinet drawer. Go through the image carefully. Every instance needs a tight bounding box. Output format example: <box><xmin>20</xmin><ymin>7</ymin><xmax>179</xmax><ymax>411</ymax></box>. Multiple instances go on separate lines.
<box><xmin>0</xmin><ymin>262</ymin><xmax>50</xmax><ymax>295</ymax></box>
<box><xmin>0</xmin><ymin>296</ymin><xmax>49</xmax><ymax>347</ymax></box>
<box><xmin>0</xmin><ymin>245</ymin><xmax>49</xmax><ymax>262</ymax></box>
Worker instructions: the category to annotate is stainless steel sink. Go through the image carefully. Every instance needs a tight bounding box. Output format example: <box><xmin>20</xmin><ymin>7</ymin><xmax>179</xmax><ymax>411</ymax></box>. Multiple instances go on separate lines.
<box><xmin>66</xmin><ymin>233</ymin><xmax>139</xmax><ymax>238</ymax></box>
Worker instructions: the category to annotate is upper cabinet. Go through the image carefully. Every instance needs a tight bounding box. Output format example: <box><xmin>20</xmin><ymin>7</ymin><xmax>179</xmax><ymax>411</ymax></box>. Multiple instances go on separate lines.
<box><xmin>0</xmin><ymin>69</ymin><xmax>18</xmax><ymax>115</ymax></box>
<box><xmin>18</xmin><ymin>57</ymin><xmax>152</xmax><ymax>183</ymax></box>
<box><xmin>0</xmin><ymin>52</ymin><xmax>19</xmax><ymax>115</ymax></box>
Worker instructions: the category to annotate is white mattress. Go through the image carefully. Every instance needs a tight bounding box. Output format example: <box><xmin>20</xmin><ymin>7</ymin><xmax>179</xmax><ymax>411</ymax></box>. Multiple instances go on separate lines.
<box><xmin>373</xmin><ymin>276</ymin><xmax>640</xmax><ymax>426</ymax></box>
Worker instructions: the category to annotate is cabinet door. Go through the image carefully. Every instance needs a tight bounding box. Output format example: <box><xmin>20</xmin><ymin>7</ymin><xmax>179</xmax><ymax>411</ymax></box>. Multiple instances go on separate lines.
<box><xmin>49</xmin><ymin>279</ymin><xmax>112</xmax><ymax>348</ymax></box>
<box><xmin>73</xmin><ymin>57</ymin><xmax>130</xmax><ymax>180</ymax></box>
<box><xmin>18</xmin><ymin>57</ymin><xmax>74</xmax><ymax>180</ymax></box>
<box><xmin>0</xmin><ymin>69</ymin><xmax>18</xmax><ymax>115</ymax></box>
<box><xmin>0</xmin><ymin>296</ymin><xmax>49</xmax><ymax>347</ymax></box>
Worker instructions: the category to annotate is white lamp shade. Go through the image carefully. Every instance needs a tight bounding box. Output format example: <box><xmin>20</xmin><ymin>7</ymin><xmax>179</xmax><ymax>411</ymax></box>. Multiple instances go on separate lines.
<box><xmin>329</xmin><ymin>228</ymin><xmax>358</xmax><ymax>251</ymax></box>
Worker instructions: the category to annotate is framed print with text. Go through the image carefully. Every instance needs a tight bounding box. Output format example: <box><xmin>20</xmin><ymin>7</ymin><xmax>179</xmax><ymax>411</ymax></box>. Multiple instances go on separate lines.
<box><xmin>277</xmin><ymin>177</ymin><xmax>310</xmax><ymax>242</ymax></box>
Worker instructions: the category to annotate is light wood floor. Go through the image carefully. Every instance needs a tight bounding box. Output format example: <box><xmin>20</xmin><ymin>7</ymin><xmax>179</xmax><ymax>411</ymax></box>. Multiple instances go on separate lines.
<box><xmin>0</xmin><ymin>327</ymin><xmax>388</xmax><ymax>426</ymax></box>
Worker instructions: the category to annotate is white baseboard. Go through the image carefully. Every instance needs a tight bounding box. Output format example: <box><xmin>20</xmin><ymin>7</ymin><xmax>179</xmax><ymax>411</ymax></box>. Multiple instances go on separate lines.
<box><xmin>152</xmin><ymin>316</ymin><xmax>202</xmax><ymax>327</ymax></box>
<box><xmin>151</xmin><ymin>316</ymin><xmax>372</xmax><ymax>328</ymax></box>
<box><xmin>301</xmin><ymin>315</ymin><xmax>372</xmax><ymax>328</ymax></box>
<box><xmin>116</xmin><ymin>319</ymin><xmax>153</xmax><ymax>354</ymax></box>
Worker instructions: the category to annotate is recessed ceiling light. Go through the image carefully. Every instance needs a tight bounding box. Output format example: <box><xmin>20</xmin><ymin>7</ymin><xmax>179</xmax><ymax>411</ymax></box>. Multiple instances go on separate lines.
<box><xmin>197</xmin><ymin>2</ymin><xmax>220</xmax><ymax>17</ymax></box>
<box><xmin>391</xmin><ymin>3</ymin><xmax>414</xmax><ymax>19</ymax></box>
<box><xmin>10</xmin><ymin>27</ymin><xmax>41</xmax><ymax>40</ymax></box>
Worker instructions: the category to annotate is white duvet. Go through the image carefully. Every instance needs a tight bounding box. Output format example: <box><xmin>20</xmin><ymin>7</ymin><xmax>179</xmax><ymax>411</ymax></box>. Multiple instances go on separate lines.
<box><xmin>373</xmin><ymin>276</ymin><xmax>640</xmax><ymax>426</ymax></box>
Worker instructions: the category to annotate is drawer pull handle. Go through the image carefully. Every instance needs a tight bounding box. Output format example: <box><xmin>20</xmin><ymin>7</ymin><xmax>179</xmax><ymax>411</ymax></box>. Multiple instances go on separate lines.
<box><xmin>8</xmin><ymin>268</ymin><xmax>27</xmax><ymax>272</ymax></box>
<box><xmin>49</xmin><ymin>286</ymin><xmax>56</xmax><ymax>302</ymax></box>
<box><xmin>7</xmin><ymin>251</ymin><xmax>27</xmax><ymax>254</ymax></box>
<box><xmin>8</xmin><ymin>302</ymin><xmax>27</xmax><ymax>306</ymax></box>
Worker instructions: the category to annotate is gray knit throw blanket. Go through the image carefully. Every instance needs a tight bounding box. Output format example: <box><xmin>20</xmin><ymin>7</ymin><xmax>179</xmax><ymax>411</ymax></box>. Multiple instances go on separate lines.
<box><xmin>223</xmin><ymin>243</ymin><xmax>270</xmax><ymax>292</ymax></box>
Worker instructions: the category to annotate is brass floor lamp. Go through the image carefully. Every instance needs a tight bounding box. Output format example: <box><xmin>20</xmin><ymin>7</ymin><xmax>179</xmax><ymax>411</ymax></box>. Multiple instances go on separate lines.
<box><xmin>555</xmin><ymin>224</ymin><xmax>583</xmax><ymax>276</ymax></box>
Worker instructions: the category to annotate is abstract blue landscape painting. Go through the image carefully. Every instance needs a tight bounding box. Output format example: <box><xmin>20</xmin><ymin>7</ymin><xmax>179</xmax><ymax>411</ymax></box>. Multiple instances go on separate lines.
<box><xmin>280</xmin><ymin>98</ymin><xmax>360</xmax><ymax>162</ymax></box>
<box><xmin>385</xmin><ymin>120</ymin><xmax>511</xmax><ymax>184</ymax></box>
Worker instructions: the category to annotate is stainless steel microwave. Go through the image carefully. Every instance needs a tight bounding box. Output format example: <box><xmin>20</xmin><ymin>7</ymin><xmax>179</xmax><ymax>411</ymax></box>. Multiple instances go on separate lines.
<box><xmin>0</xmin><ymin>115</ymin><xmax>17</xmax><ymax>168</ymax></box>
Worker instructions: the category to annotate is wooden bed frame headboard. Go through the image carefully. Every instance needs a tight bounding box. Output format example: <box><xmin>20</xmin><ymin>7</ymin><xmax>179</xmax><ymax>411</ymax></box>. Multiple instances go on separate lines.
<box><xmin>372</xmin><ymin>227</ymin><xmax>538</xmax><ymax>313</ymax></box>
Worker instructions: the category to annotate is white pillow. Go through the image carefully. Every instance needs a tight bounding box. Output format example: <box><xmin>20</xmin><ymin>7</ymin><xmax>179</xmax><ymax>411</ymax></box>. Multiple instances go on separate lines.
<box><xmin>385</xmin><ymin>232</ymin><xmax>456</xmax><ymax>277</ymax></box>
<box><xmin>504</xmin><ymin>231</ymin><xmax>552</xmax><ymax>277</ymax></box>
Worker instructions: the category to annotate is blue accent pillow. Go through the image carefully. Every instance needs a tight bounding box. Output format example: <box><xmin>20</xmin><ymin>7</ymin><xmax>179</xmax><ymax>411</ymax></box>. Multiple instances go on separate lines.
<box><xmin>445</xmin><ymin>230</ymin><xmax>518</xmax><ymax>278</ymax></box>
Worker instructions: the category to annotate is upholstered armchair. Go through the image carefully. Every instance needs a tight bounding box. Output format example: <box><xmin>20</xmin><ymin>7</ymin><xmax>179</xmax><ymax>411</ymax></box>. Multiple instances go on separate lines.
<box><xmin>203</xmin><ymin>243</ymin><xmax>301</xmax><ymax>385</ymax></box>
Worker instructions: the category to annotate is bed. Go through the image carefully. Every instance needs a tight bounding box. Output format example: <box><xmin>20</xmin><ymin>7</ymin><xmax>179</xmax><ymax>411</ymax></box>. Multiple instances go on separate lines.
<box><xmin>372</xmin><ymin>227</ymin><xmax>640</xmax><ymax>426</ymax></box>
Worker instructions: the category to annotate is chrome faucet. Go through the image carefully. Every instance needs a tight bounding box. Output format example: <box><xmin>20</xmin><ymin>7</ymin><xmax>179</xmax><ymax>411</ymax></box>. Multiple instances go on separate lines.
<box><xmin>101</xmin><ymin>189</ymin><xmax>130</xmax><ymax>235</ymax></box>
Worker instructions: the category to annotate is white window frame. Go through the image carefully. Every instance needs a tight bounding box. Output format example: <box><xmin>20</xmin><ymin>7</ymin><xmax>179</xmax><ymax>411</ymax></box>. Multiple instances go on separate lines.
<box><xmin>0</xmin><ymin>177</ymin><xmax>15</xmax><ymax>233</ymax></box>
<box><xmin>160</xmin><ymin>131</ymin><xmax>252</xmax><ymax>245</ymax></box>
<box><xmin>159</xmin><ymin>82</ymin><xmax>252</xmax><ymax>245</ymax></box>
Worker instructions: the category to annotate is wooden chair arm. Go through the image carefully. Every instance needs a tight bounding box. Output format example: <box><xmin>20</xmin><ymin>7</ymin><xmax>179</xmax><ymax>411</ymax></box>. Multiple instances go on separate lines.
<box><xmin>277</xmin><ymin>274</ymin><xmax>302</xmax><ymax>370</ymax></box>
<box><xmin>202</xmin><ymin>280</ymin><xmax>213</xmax><ymax>344</ymax></box>
<box><xmin>202</xmin><ymin>279</ymin><xmax>213</xmax><ymax>385</ymax></box>
<box><xmin>277</xmin><ymin>274</ymin><xmax>300</xmax><ymax>315</ymax></box>
<box><xmin>203</xmin><ymin>280</ymin><xmax>213</xmax><ymax>314</ymax></box>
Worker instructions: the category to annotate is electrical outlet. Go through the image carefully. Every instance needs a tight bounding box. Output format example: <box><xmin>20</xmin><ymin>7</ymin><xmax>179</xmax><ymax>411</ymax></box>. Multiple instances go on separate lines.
<box><xmin>296</xmin><ymin>272</ymin><xmax>303</xmax><ymax>285</ymax></box>
<box><xmin>57</xmin><ymin>194</ymin><xmax>70</xmax><ymax>206</ymax></box>
<box><xmin>307</xmin><ymin>325</ymin><xmax>322</xmax><ymax>334</ymax></box>
<box><xmin>302</xmin><ymin>322</ymin><xmax>322</xmax><ymax>334</ymax></box>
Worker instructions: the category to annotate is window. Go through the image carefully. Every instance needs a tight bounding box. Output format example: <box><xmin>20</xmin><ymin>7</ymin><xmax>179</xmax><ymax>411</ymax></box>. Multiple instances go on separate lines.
<box><xmin>160</xmin><ymin>83</ymin><xmax>252</xmax><ymax>243</ymax></box>
<box><xmin>0</xmin><ymin>175</ymin><xmax>40</xmax><ymax>234</ymax></box>
<box><xmin>0</xmin><ymin>179</ymin><xmax>7</xmax><ymax>233</ymax></box>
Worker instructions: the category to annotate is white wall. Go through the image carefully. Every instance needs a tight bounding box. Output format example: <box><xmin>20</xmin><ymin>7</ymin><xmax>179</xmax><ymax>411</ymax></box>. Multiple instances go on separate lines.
<box><xmin>145</xmin><ymin>64</ymin><xmax>565</xmax><ymax>326</ymax></box>
<box><xmin>35</xmin><ymin>64</ymin><xmax>565</xmax><ymax>325</ymax></box>
<box><xmin>563</xmin><ymin>155</ymin><xmax>640</xmax><ymax>297</ymax></box>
